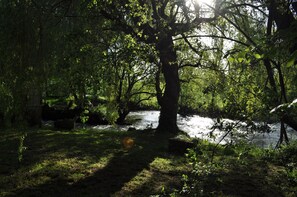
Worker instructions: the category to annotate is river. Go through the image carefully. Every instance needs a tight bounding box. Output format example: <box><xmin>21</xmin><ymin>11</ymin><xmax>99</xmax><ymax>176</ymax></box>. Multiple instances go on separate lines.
<box><xmin>91</xmin><ymin>111</ymin><xmax>297</xmax><ymax>148</ymax></box>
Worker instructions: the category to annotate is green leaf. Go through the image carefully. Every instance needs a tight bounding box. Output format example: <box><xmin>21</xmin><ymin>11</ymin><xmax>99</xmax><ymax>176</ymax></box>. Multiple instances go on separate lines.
<box><xmin>238</xmin><ymin>57</ymin><xmax>244</xmax><ymax>63</ymax></box>
<box><xmin>254</xmin><ymin>53</ymin><xmax>262</xmax><ymax>59</ymax></box>
<box><xmin>228</xmin><ymin>57</ymin><xmax>235</xmax><ymax>63</ymax></box>
<box><xmin>286</xmin><ymin>50</ymin><xmax>297</xmax><ymax>67</ymax></box>
<box><xmin>287</xmin><ymin>59</ymin><xmax>295</xmax><ymax>68</ymax></box>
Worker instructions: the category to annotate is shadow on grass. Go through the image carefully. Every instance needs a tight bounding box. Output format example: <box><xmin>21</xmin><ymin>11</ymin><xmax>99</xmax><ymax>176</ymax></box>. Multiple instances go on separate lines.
<box><xmin>2</xmin><ymin>129</ymin><xmax>176</xmax><ymax>197</ymax></box>
<box><xmin>66</xmin><ymin>131</ymin><xmax>171</xmax><ymax>196</ymax></box>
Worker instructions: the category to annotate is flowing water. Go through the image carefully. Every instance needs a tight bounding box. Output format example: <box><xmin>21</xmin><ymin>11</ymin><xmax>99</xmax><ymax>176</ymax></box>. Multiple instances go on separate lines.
<box><xmin>92</xmin><ymin>111</ymin><xmax>297</xmax><ymax>148</ymax></box>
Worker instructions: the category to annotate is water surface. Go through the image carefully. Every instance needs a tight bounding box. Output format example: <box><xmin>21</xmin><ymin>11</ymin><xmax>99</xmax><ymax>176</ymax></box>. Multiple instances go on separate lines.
<box><xmin>92</xmin><ymin>111</ymin><xmax>297</xmax><ymax>148</ymax></box>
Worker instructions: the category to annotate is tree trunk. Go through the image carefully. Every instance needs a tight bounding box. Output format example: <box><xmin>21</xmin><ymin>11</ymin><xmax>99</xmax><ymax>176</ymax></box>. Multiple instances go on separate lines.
<box><xmin>282</xmin><ymin>114</ymin><xmax>297</xmax><ymax>132</ymax></box>
<box><xmin>116</xmin><ymin>109</ymin><xmax>129</xmax><ymax>125</ymax></box>
<box><xmin>279</xmin><ymin>121</ymin><xmax>289</xmax><ymax>145</ymax></box>
<box><xmin>25</xmin><ymin>19</ymin><xmax>44</xmax><ymax>127</ymax></box>
<box><xmin>263</xmin><ymin>10</ymin><xmax>278</xmax><ymax>103</ymax></box>
<box><xmin>26</xmin><ymin>87</ymin><xmax>42</xmax><ymax>127</ymax></box>
<box><xmin>155</xmin><ymin>62</ymin><xmax>163</xmax><ymax>106</ymax></box>
<box><xmin>275</xmin><ymin>62</ymin><xmax>288</xmax><ymax>103</ymax></box>
<box><xmin>156</xmin><ymin>34</ymin><xmax>180</xmax><ymax>134</ymax></box>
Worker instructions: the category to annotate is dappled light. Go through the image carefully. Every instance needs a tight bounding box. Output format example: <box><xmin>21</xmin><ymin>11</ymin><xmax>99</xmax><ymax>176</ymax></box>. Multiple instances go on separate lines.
<box><xmin>1</xmin><ymin>0</ymin><xmax>297</xmax><ymax>196</ymax></box>
<box><xmin>0</xmin><ymin>129</ymin><xmax>187</xmax><ymax>196</ymax></box>
<box><xmin>1</xmin><ymin>128</ymin><xmax>297</xmax><ymax>196</ymax></box>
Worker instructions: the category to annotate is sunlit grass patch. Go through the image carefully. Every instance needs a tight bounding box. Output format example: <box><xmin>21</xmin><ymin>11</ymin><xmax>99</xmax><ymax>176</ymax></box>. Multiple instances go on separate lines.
<box><xmin>1</xmin><ymin>152</ymin><xmax>119</xmax><ymax>195</ymax></box>
<box><xmin>88</xmin><ymin>153</ymin><xmax>115</xmax><ymax>173</ymax></box>
<box><xmin>0</xmin><ymin>128</ymin><xmax>191</xmax><ymax>196</ymax></box>
<box><xmin>150</xmin><ymin>156</ymin><xmax>189</xmax><ymax>173</ymax></box>
<box><xmin>0</xmin><ymin>129</ymin><xmax>117</xmax><ymax>195</ymax></box>
<box><xmin>114</xmin><ymin>168</ymin><xmax>153</xmax><ymax>196</ymax></box>
<box><xmin>113</xmin><ymin>156</ymin><xmax>189</xmax><ymax>197</ymax></box>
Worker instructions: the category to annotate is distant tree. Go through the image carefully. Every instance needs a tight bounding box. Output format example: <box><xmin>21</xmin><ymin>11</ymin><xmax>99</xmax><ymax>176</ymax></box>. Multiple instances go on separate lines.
<box><xmin>101</xmin><ymin>34</ymin><xmax>156</xmax><ymax>124</ymax></box>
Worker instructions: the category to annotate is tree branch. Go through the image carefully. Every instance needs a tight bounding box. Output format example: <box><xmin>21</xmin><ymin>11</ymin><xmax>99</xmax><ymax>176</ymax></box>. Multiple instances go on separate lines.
<box><xmin>175</xmin><ymin>34</ymin><xmax>250</xmax><ymax>47</ymax></box>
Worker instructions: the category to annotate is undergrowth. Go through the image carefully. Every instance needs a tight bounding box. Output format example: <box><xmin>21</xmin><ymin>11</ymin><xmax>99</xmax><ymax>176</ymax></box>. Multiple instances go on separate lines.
<box><xmin>161</xmin><ymin>140</ymin><xmax>297</xmax><ymax>197</ymax></box>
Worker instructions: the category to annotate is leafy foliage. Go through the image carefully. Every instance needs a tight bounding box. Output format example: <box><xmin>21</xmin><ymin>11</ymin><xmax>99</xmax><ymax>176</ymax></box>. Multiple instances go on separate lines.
<box><xmin>166</xmin><ymin>141</ymin><xmax>297</xmax><ymax>196</ymax></box>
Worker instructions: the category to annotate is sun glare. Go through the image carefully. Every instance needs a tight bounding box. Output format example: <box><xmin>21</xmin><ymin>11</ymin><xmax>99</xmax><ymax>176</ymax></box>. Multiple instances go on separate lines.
<box><xmin>186</xmin><ymin>0</ymin><xmax>215</xmax><ymax>10</ymax></box>
<box><xmin>195</xmin><ymin>0</ymin><xmax>210</xmax><ymax>5</ymax></box>
<box><xmin>187</xmin><ymin>0</ymin><xmax>215</xmax><ymax>17</ymax></box>
<box><xmin>190</xmin><ymin>0</ymin><xmax>215</xmax><ymax>7</ymax></box>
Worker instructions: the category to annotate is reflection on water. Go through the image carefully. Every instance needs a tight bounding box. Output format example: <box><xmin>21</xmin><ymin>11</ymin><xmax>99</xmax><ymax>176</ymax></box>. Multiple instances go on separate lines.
<box><xmin>92</xmin><ymin>110</ymin><xmax>297</xmax><ymax>148</ymax></box>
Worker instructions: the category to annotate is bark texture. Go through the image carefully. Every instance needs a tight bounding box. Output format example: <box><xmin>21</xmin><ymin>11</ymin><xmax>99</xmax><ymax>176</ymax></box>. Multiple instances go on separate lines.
<box><xmin>156</xmin><ymin>34</ymin><xmax>180</xmax><ymax>134</ymax></box>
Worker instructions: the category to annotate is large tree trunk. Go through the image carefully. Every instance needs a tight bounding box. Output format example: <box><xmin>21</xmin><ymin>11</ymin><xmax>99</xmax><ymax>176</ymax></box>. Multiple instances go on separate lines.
<box><xmin>156</xmin><ymin>34</ymin><xmax>180</xmax><ymax>134</ymax></box>
<box><xmin>25</xmin><ymin>20</ymin><xmax>44</xmax><ymax>127</ymax></box>
<box><xmin>26</xmin><ymin>87</ymin><xmax>42</xmax><ymax>127</ymax></box>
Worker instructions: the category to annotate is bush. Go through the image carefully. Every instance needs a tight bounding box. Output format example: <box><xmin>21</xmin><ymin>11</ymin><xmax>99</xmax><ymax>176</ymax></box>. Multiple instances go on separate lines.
<box><xmin>166</xmin><ymin>141</ymin><xmax>297</xmax><ymax>196</ymax></box>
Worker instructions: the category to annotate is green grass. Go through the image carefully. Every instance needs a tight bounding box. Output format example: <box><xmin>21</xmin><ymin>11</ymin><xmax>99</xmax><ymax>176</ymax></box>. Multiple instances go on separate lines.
<box><xmin>0</xmin><ymin>128</ymin><xmax>188</xmax><ymax>197</ymax></box>
<box><xmin>1</xmin><ymin>128</ymin><xmax>297</xmax><ymax>196</ymax></box>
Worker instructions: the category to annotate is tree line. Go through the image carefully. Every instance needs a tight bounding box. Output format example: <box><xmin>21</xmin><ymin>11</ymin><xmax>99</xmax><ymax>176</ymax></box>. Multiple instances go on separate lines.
<box><xmin>0</xmin><ymin>0</ymin><xmax>296</xmax><ymax>139</ymax></box>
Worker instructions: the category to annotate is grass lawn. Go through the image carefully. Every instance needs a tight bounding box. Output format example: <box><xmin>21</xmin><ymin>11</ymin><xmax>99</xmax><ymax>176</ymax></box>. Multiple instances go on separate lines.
<box><xmin>0</xmin><ymin>128</ymin><xmax>189</xmax><ymax>197</ymax></box>
<box><xmin>1</xmin><ymin>126</ymin><xmax>297</xmax><ymax>196</ymax></box>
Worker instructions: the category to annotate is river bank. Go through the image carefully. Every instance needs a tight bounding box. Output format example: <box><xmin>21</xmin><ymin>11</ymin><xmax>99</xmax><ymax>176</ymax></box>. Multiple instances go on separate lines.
<box><xmin>88</xmin><ymin>110</ymin><xmax>297</xmax><ymax>148</ymax></box>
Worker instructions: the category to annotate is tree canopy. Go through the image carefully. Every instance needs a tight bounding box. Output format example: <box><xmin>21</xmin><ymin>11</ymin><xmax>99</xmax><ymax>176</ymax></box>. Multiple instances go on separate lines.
<box><xmin>0</xmin><ymin>0</ymin><xmax>296</xmax><ymax>137</ymax></box>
